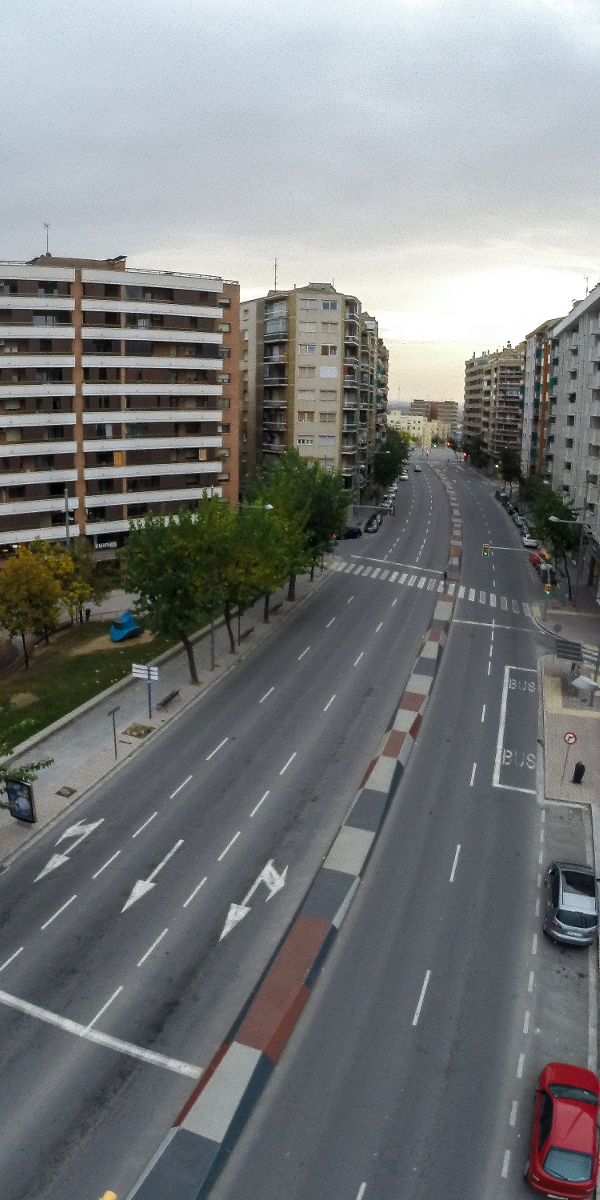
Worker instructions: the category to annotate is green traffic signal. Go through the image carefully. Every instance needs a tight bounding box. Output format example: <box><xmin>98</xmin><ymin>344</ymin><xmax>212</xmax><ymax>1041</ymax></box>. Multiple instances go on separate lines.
<box><xmin>482</xmin><ymin>543</ymin><xmax>489</xmax><ymax>557</ymax></box>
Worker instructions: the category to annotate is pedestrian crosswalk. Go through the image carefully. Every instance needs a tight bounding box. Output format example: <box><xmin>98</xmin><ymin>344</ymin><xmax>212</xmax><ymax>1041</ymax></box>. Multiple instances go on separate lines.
<box><xmin>330</xmin><ymin>557</ymin><xmax>532</xmax><ymax>618</ymax></box>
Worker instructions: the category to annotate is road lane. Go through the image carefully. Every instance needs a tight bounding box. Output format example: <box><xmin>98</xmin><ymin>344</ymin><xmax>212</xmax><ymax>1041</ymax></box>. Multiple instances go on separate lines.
<box><xmin>0</xmin><ymin>466</ymin><xmax>453</xmax><ymax>1200</ymax></box>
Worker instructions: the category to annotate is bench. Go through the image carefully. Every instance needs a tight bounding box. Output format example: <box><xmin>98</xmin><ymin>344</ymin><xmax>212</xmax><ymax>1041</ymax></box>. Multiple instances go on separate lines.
<box><xmin>157</xmin><ymin>689</ymin><xmax>180</xmax><ymax>709</ymax></box>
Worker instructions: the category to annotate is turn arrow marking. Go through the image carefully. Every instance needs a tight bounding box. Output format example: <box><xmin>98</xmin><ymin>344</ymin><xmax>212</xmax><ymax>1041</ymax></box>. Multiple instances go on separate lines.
<box><xmin>34</xmin><ymin>820</ymin><xmax>105</xmax><ymax>882</ymax></box>
<box><xmin>121</xmin><ymin>840</ymin><xmax>184</xmax><ymax>912</ymax></box>
<box><xmin>219</xmin><ymin>859</ymin><xmax>288</xmax><ymax>940</ymax></box>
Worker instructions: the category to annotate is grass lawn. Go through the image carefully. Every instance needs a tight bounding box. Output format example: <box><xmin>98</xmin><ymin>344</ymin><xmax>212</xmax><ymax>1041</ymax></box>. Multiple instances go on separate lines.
<box><xmin>0</xmin><ymin>622</ymin><xmax>177</xmax><ymax>749</ymax></box>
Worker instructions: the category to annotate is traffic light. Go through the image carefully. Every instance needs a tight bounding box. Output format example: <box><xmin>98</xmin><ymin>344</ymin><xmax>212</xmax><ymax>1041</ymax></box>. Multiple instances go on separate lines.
<box><xmin>482</xmin><ymin>543</ymin><xmax>489</xmax><ymax>557</ymax></box>
<box><xmin>463</xmin><ymin>451</ymin><xmax>467</xmax><ymax>458</ymax></box>
<box><xmin>545</xmin><ymin>582</ymin><xmax>552</xmax><ymax>596</ymax></box>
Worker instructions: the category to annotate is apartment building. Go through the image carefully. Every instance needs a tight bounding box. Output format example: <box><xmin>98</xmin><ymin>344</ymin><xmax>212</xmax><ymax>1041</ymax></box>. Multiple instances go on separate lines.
<box><xmin>0</xmin><ymin>255</ymin><xmax>240</xmax><ymax>552</ymax></box>
<box><xmin>409</xmin><ymin>399</ymin><xmax>459</xmax><ymax>431</ymax></box>
<box><xmin>463</xmin><ymin>343</ymin><xmax>525</xmax><ymax>456</ymax></box>
<box><xmin>240</xmin><ymin>284</ymin><xmax>388</xmax><ymax>493</ymax></box>
<box><xmin>546</xmin><ymin>284</ymin><xmax>600</xmax><ymax>592</ymax></box>
<box><xmin>521</xmin><ymin>318</ymin><xmax>560</xmax><ymax>477</ymax></box>
<box><xmin>387</xmin><ymin>412</ymin><xmax>424</xmax><ymax>440</ymax></box>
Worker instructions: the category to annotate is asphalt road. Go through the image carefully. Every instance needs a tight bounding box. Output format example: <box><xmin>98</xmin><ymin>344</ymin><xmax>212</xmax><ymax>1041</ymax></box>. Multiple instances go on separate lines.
<box><xmin>209</xmin><ymin>456</ymin><xmax>553</xmax><ymax>1200</ymax></box>
<box><xmin>0</xmin><ymin>464</ymin><xmax>452</xmax><ymax>1200</ymax></box>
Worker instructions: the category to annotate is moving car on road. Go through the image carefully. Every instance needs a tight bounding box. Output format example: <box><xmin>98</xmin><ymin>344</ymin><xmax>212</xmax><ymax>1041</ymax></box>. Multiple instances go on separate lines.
<box><xmin>414</xmin><ymin>464</ymin><xmax>422</xmax><ymax>472</ymax></box>
<box><xmin>365</xmin><ymin>514</ymin><xmax>382</xmax><ymax>533</ymax></box>
<box><xmin>543</xmin><ymin>862</ymin><xmax>598</xmax><ymax>946</ymax></box>
<box><xmin>525</xmin><ymin>1061</ymin><xmax>599</xmax><ymax>1197</ymax></box>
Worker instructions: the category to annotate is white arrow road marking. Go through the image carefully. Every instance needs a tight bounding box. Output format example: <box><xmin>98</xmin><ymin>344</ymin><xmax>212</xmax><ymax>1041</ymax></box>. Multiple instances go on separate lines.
<box><xmin>121</xmin><ymin>839</ymin><xmax>184</xmax><ymax>912</ymax></box>
<box><xmin>35</xmin><ymin>819</ymin><xmax>105</xmax><ymax>881</ymax></box>
<box><xmin>219</xmin><ymin>859</ymin><xmax>288</xmax><ymax>940</ymax></box>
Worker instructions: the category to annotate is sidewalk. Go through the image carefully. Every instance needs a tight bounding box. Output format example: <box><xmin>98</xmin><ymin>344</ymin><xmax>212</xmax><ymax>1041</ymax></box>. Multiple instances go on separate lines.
<box><xmin>541</xmin><ymin>654</ymin><xmax>600</xmax><ymax>805</ymax></box>
<box><xmin>0</xmin><ymin>567</ymin><xmax>332</xmax><ymax>864</ymax></box>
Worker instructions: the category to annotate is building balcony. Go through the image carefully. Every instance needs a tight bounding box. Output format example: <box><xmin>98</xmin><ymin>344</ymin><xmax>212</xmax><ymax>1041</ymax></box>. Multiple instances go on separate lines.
<box><xmin>85</xmin><ymin>486</ymin><xmax>214</xmax><ymax>509</ymax></box>
<box><xmin>82</xmin><ymin>435</ymin><xmax>222</xmax><ymax>453</ymax></box>
<box><xmin>263</xmin><ymin>371</ymin><xmax>287</xmax><ymax>385</ymax></box>
<box><xmin>0</xmin><ymin>495</ymin><xmax>79</xmax><ymax>518</ymax></box>
<box><xmin>343</xmin><ymin>397</ymin><xmax>358</xmax><ymax>410</ymax></box>
<box><xmin>262</xmin><ymin>442</ymin><xmax>286</xmax><ymax>453</ymax></box>
<box><xmin>84</xmin><ymin>460</ymin><xmax>223</xmax><ymax>481</ymax></box>
<box><xmin>263</xmin><ymin>352</ymin><xmax>287</xmax><ymax>364</ymax></box>
<box><xmin>81</xmin><ymin>355</ymin><xmax>223</xmax><ymax>372</ymax></box>
<box><xmin>263</xmin><ymin>419</ymin><xmax>287</xmax><ymax>430</ymax></box>
<box><xmin>0</xmin><ymin>325</ymin><xmax>75</xmax><ymax>341</ymax></box>
<box><xmin>1</xmin><ymin>412</ymin><xmax>76</xmax><ymax>429</ymax></box>
<box><xmin>263</xmin><ymin>329</ymin><xmax>288</xmax><ymax>344</ymax></box>
<box><xmin>83</xmin><ymin>327</ymin><xmax>221</xmax><ymax>347</ymax></box>
<box><xmin>0</xmin><ymin>355</ymin><xmax>75</xmax><ymax>369</ymax></box>
<box><xmin>0</xmin><ymin>439</ymin><xmax>77</xmax><ymax>458</ymax></box>
<box><xmin>342</xmin><ymin>438</ymin><xmax>357</xmax><ymax>451</ymax></box>
<box><xmin>81</xmin><ymin>382</ymin><xmax>222</xmax><ymax>398</ymax></box>
<box><xmin>81</xmin><ymin>299</ymin><xmax>223</xmax><ymax>320</ymax></box>
<box><xmin>84</xmin><ymin>408</ymin><xmax>222</xmax><ymax>425</ymax></box>
<box><xmin>342</xmin><ymin>420</ymin><xmax>358</xmax><ymax>431</ymax></box>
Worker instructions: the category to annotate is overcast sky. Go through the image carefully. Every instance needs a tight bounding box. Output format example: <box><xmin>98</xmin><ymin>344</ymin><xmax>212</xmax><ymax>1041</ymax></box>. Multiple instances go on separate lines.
<box><xmin>2</xmin><ymin>0</ymin><xmax>600</xmax><ymax>401</ymax></box>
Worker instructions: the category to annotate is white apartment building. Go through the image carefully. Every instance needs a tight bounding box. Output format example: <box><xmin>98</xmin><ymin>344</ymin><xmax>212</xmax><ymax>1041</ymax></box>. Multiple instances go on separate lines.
<box><xmin>240</xmin><ymin>284</ymin><xmax>388</xmax><ymax>494</ymax></box>
<box><xmin>463</xmin><ymin>343</ymin><xmax>525</xmax><ymax>455</ymax></box>
<box><xmin>546</xmin><ymin>284</ymin><xmax>600</xmax><ymax>594</ymax></box>
<box><xmin>0</xmin><ymin>256</ymin><xmax>240</xmax><ymax>552</ymax></box>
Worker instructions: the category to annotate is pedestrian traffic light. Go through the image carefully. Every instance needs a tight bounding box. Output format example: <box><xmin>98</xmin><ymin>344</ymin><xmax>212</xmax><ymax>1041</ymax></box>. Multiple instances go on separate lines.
<box><xmin>545</xmin><ymin>582</ymin><xmax>552</xmax><ymax>596</ymax></box>
<box><xmin>482</xmin><ymin>543</ymin><xmax>489</xmax><ymax>556</ymax></box>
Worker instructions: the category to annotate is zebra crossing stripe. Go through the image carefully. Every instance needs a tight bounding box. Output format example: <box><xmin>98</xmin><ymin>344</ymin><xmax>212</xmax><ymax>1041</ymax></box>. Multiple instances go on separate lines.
<box><xmin>389</xmin><ymin>571</ymin><xmax>398</xmax><ymax>582</ymax></box>
<box><xmin>523</xmin><ymin>602</ymin><xmax>531</xmax><ymax>617</ymax></box>
<box><xmin>363</xmin><ymin>567</ymin><xmax>372</xmax><ymax>577</ymax></box>
<box><xmin>427</xmin><ymin>578</ymin><xmax>436</xmax><ymax>590</ymax></box>
<box><xmin>371</xmin><ymin>568</ymin><xmax>381</xmax><ymax>579</ymax></box>
<box><xmin>408</xmin><ymin>575</ymin><xmax>416</xmax><ymax>586</ymax></box>
<box><xmin>490</xmin><ymin>593</ymin><xmax>496</xmax><ymax>607</ymax></box>
<box><xmin>512</xmin><ymin>599</ymin><xmax>519</xmax><ymax>613</ymax></box>
<box><xmin>380</xmin><ymin>570</ymin><xmax>389</xmax><ymax>580</ymax></box>
<box><xmin>417</xmin><ymin>576</ymin><xmax>426</xmax><ymax>589</ymax></box>
<box><xmin>354</xmin><ymin>565</ymin><xmax>364</xmax><ymax>575</ymax></box>
<box><xmin>448</xmin><ymin>583</ymin><xmax>456</xmax><ymax>596</ymax></box>
<box><xmin>345</xmin><ymin>564</ymin><xmax>355</xmax><ymax>573</ymax></box>
<box><xmin>501</xmin><ymin>596</ymin><xmax>508</xmax><ymax>610</ymax></box>
<box><xmin>468</xmin><ymin>588</ymin><xmax>475</xmax><ymax>601</ymax></box>
<box><xmin>400</xmin><ymin>573</ymin><xmax>408</xmax><ymax>584</ymax></box>
<box><xmin>437</xmin><ymin>581</ymin><xmax>444</xmax><ymax>592</ymax></box>
<box><xmin>479</xmin><ymin>590</ymin><xmax>486</xmax><ymax>604</ymax></box>
<box><xmin>458</xmin><ymin>585</ymin><xmax>465</xmax><ymax>598</ymax></box>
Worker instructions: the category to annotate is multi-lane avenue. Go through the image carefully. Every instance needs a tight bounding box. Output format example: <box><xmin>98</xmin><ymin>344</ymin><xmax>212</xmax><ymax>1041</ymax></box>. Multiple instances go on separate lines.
<box><xmin>208</xmin><ymin>456</ymin><xmax>562</xmax><ymax>1200</ymax></box>
<box><xmin>0</xmin><ymin>458</ymin><xmax>453</xmax><ymax>1200</ymax></box>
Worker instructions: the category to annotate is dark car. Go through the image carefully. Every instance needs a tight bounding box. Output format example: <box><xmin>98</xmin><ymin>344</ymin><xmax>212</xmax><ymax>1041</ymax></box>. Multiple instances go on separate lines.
<box><xmin>525</xmin><ymin>1062</ymin><xmax>599</xmax><ymax>1197</ymax></box>
<box><xmin>342</xmin><ymin>526</ymin><xmax>362</xmax><ymax>539</ymax></box>
<box><xmin>365</xmin><ymin>514</ymin><xmax>382</xmax><ymax>533</ymax></box>
<box><xmin>543</xmin><ymin>862</ymin><xmax>598</xmax><ymax>946</ymax></box>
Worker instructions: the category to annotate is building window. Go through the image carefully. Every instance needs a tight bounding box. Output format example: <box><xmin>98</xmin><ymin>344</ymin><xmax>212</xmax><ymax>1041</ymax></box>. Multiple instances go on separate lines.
<box><xmin>299</xmin><ymin>344</ymin><xmax>316</xmax><ymax>355</ymax></box>
<box><xmin>218</xmin><ymin>347</ymin><xmax>231</xmax><ymax>359</ymax></box>
<box><xmin>218</xmin><ymin>323</ymin><xmax>231</xmax><ymax>332</ymax></box>
<box><xmin>564</xmin><ymin>461</ymin><xmax>572</xmax><ymax>470</ymax></box>
<box><xmin>320</xmin><ymin>412</ymin><xmax>336</xmax><ymax>423</ymax></box>
<box><xmin>318</xmin><ymin>434</ymin><xmax>336</xmax><ymax>445</ymax></box>
<box><xmin>297</xmin><ymin>436</ymin><xmax>314</xmax><ymax>446</ymax></box>
<box><xmin>298</xmin><ymin>389</ymin><xmax>316</xmax><ymax>401</ymax></box>
<box><xmin>297</xmin><ymin>411</ymin><xmax>315</xmax><ymax>422</ymax></box>
<box><xmin>567</xmin><ymin>415</ymin><xmax>575</xmax><ymax>426</ymax></box>
<box><xmin>322</xmin><ymin>322</ymin><xmax>338</xmax><ymax>333</ymax></box>
<box><xmin>565</xmin><ymin>438</ymin><xmax>574</xmax><ymax>449</ymax></box>
<box><xmin>299</xmin><ymin>322</ymin><xmax>317</xmax><ymax>334</ymax></box>
<box><xmin>322</xmin><ymin>300</ymin><xmax>339</xmax><ymax>310</ymax></box>
<box><xmin>321</xmin><ymin>344</ymin><xmax>337</xmax><ymax>356</ymax></box>
<box><xmin>299</xmin><ymin>298</ymin><xmax>318</xmax><ymax>310</ymax></box>
<box><xmin>298</xmin><ymin>366</ymin><xmax>316</xmax><ymax>378</ymax></box>
<box><xmin>218</xmin><ymin>372</ymin><xmax>230</xmax><ymax>383</ymax></box>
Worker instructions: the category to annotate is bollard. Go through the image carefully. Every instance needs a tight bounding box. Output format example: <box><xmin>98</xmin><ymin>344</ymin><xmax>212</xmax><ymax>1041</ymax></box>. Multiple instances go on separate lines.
<box><xmin>572</xmin><ymin>761</ymin><xmax>586</xmax><ymax>785</ymax></box>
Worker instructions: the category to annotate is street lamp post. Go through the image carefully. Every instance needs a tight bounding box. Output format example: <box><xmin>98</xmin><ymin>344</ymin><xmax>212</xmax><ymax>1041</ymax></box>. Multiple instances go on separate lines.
<box><xmin>64</xmin><ymin>485</ymin><xmax>71</xmax><ymax>550</ymax></box>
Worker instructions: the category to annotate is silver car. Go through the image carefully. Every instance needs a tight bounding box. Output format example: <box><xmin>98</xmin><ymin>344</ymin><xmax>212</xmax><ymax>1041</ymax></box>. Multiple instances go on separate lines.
<box><xmin>544</xmin><ymin>861</ymin><xmax>598</xmax><ymax>946</ymax></box>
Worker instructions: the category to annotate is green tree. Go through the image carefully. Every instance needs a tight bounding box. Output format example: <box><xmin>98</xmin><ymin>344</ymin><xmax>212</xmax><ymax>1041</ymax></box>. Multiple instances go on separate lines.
<box><xmin>124</xmin><ymin>510</ymin><xmax>210</xmax><ymax>684</ymax></box>
<box><xmin>69</xmin><ymin>536</ymin><xmax>114</xmax><ymax>610</ymax></box>
<box><xmin>526</xmin><ymin>484</ymin><xmax>580</xmax><ymax>598</ymax></box>
<box><xmin>0</xmin><ymin>729</ymin><xmax>53</xmax><ymax>812</ymax></box>
<box><xmin>372</xmin><ymin>429</ymin><xmax>410</xmax><ymax>490</ymax></box>
<box><xmin>222</xmin><ymin>504</ymin><xmax>288</xmax><ymax>643</ymax></box>
<box><xmin>447</xmin><ymin>435</ymin><xmax>461</xmax><ymax>457</ymax></box>
<box><xmin>463</xmin><ymin>434</ymin><xmax>490</xmax><ymax>469</ymax></box>
<box><xmin>0</xmin><ymin>548</ymin><xmax>62</xmax><ymax>668</ymax></box>
<box><xmin>498</xmin><ymin>447</ymin><xmax>521</xmax><ymax>492</ymax></box>
<box><xmin>29</xmin><ymin>539</ymin><xmax>75</xmax><ymax>638</ymax></box>
<box><xmin>247</xmin><ymin>450</ymin><xmax>312</xmax><ymax>602</ymax></box>
<box><xmin>304</xmin><ymin>462</ymin><xmax>349</xmax><ymax>579</ymax></box>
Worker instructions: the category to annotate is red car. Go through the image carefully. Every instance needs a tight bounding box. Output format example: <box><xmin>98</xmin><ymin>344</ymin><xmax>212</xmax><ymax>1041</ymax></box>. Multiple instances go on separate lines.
<box><xmin>530</xmin><ymin>553</ymin><xmax>542</xmax><ymax>570</ymax></box>
<box><xmin>525</xmin><ymin>1062</ymin><xmax>599</xmax><ymax>1197</ymax></box>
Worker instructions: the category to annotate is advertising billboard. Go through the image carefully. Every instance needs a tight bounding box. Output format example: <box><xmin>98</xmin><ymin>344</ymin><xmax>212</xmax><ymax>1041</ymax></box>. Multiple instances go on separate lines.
<box><xmin>5</xmin><ymin>779</ymin><xmax>36</xmax><ymax>824</ymax></box>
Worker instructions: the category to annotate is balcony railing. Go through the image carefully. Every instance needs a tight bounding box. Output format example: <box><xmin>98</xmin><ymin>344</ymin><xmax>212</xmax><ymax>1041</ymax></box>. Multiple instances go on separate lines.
<box><xmin>263</xmin><ymin>371</ymin><xmax>287</xmax><ymax>385</ymax></box>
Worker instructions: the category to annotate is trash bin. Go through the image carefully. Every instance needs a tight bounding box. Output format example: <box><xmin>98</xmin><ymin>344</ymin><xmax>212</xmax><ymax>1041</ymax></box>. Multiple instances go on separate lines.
<box><xmin>572</xmin><ymin>761</ymin><xmax>586</xmax><ymax>784</ymax></box>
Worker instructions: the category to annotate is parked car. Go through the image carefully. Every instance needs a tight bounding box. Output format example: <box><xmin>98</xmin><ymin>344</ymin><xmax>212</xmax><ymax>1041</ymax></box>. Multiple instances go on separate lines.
<box><xmin>524</xmin><ymin>1061</ymin><xmax>599</xmax><ymax>1197</ymax></box>
<box><xmin>540</xmin><ymin>563</ymin><xmax>559</xmax><ymax>585</ymax></box>
<box><xmin>543</xmin><ymin>862</ymin><xmax>598</xmax><ymax>946</ymax></box>
<box><xmin>110</xmin><ymin>612</ymin><xmax>142</xmax><ymax>643</ymax></box>
<box><xmin>414</xmin><ymin>465</ymin><xmax>422</xmax><ymax>472</ymax></box>
<box><xmin>399</xmin><ymin>472</ymin><xmax>409</xmax><ymax>481</ymax></box>
<box><xmin>365</xmin><ymin>514</ymin><xmax>382</xmax><ymax>533</ymax></box>
<box><xmin>342</xmin><ymin>526</ymin><xmax>362</xmax><ymax>539</ymax></box>
<box><xmin>514</xmin><ymin>514</ymin><xmax>526</xmax><ymax>527</ymax></box>
<box><xmin>530</xmin><ymin>552</ymin><xmax>543</xmax><ymax>569</ymax></box>
<box><xmin>523</xmin><ymin>535</ymin><xmax>539</xmax><ymax>549</ymax></box>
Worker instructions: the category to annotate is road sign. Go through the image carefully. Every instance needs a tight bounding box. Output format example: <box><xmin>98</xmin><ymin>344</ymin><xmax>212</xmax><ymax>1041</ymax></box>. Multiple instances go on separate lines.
<box><xmin>555</xmin><ymin>638</ymin><xmax>583</xmax><ymax>663</ymax></box>
<box><xmin>564</xmin><ymin>732</ymin><xmax>577</xmax><ymax>745</ymax></box>
<box><xmin>132</xmin><ymin>663</ymin><xmax>158</xmax><ymax>681</ymax></box>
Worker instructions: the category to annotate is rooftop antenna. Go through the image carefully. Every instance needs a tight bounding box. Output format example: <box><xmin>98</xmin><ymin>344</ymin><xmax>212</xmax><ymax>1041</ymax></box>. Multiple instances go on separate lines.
<box><xmin>273</xmin><ymin>256</ymin><xmax>277</xmax><ymax>291</ymax></box>
<box><xmin>43</xmin><ymin>223</ymin><xmax>50</xmax><ymax>256</ymax></box>
<box><xmin>585</xmin><ymin>276</ymin><xmax>590</xmax><ymax>296</ymax></box>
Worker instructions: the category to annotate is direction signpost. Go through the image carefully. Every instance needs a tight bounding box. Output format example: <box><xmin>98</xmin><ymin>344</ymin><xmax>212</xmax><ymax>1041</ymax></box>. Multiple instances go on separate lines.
<box><xmin>132</xmin><ymin>662</ymin><xmax>158</xmax><ymax>719</ymax></box>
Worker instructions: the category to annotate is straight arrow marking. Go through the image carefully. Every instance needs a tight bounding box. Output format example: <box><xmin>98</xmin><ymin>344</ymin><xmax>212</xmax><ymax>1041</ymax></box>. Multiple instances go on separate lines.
<box><xmin>121</xmin><ymin>840</ymin><xmax>184</xmax><ymax>912</ymax></box>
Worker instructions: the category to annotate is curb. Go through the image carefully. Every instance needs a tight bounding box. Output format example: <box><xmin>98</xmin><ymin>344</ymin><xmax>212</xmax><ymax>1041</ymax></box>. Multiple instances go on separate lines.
<box><xmin>126</xmin><ymin>481</ymin><xmax>461</xmax><ymax>1200</ymax></box>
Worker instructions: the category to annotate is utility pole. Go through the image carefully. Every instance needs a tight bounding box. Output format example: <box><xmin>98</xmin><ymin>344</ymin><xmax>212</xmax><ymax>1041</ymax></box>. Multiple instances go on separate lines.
<box><xmin>43</xmin><ymin>223</ymin><xmax>50</xmax><ymax>256</ymax></box>
<box><xmin>273</xmin><ymin>256</ymin><xmax>277</xmax><ymax>291</ymax></box>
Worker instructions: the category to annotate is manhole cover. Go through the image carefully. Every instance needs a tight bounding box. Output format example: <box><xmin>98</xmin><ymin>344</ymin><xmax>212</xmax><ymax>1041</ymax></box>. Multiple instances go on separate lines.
<box><xmin>56</xmin><ymin>786</ymin><xmax>77</xmax><ymax>798</ymax></box>
<box><xmin>124</xmin><ymin>724</ymin><xmax>154</xmax><ymax>739</ymax></box>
